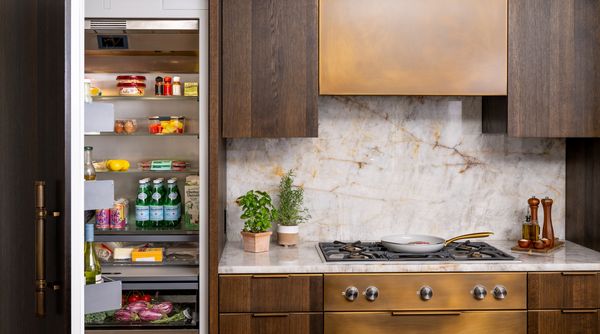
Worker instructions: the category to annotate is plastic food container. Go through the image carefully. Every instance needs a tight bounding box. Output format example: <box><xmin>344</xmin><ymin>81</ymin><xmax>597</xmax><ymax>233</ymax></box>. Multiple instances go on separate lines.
<box><xmin>148</xmin><ymin>116</ymin><xmax>185</xmax><ymax>134</ymax></box>
<box><xmin>114</xmin><ymin>119</ymin><xmax>137</xmax><ymax>134</ymax></box>
<box><xmin>118</xmin><ymin>82</ymin><xmax>146</xmax><ymax>96</ymax></box>
<box><xmin>116</xmin><ymin>75</ymin><xmax>146</xmax><ymax>84</ymax></box>
<box><xmin>138</xmin><ymin>160</ymin><xmax>188</xmax><ymax>171</ymax></box>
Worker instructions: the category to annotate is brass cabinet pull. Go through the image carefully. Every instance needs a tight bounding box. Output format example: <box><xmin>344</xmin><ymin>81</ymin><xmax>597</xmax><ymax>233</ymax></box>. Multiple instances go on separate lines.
<box><xmin>561</xmin><ymin>272</ymin><xmax>597</xmax><ymax>276</ymax></box>
<box><xmin>251</xmin><ymin>274</ymin><xmax>291</xmax><ymax>279</ymax></box>
<box><xmin>562</xmin><ymin>310</ymin><xmax>598</xmax><ymax>314</ymax></box>
<box><xmin>34</xmin><ymin>181</ymin><xmax>61</xmax><ymax>318</ymax></box>
<box><xmin>35</xmin><ymin>181</ymin><xmax>47</xmax><ymax>317</ymax></box>
<box><xmin>252</xmin><ymin>313</ymin><xmax>290</xmax><ymax>317</ymax></box>
<box><xmin>392</xmin><ymin>311</ymin><xmax>462</xmax><ymax>316</ymax></box>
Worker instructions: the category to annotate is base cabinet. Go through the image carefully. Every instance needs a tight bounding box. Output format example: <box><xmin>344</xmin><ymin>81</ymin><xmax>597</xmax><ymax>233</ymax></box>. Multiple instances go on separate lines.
<box><xmin>219</xmin><ymin>313</ymin><xmax>323</xmax><ymax>334</ymax></box>
<box><xmin>528</xmin><ymin>310</ymin><xmax>599</xmax><ymax>334</ymax></box>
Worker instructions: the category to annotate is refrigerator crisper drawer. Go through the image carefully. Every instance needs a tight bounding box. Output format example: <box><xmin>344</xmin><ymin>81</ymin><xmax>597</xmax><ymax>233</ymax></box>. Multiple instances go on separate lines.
<box><xmin>85</xmin><ymin>280</ymin><xmax>198</xmax><ymax>331</ymax></box>
<box><xmin>85</xmin><ymin>280</ymin><xmax>122</xmax><ymax>314</ymax></box>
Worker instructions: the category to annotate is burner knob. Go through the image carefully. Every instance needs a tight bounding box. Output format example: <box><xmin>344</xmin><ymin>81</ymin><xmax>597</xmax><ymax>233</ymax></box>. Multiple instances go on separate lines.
<box><xmin>364</xmin><ymin>286</ymin><xmax>379</xmax><ymax>302</ymax></box>
<box><xmin>419</xmin><ymin>286</ymin><xmax>433</xmax><ymax>301</ymax></box>
<box><xmin>472</xmin><ymin>285</ymin><xmax>487</xmax><ymax>300</ymax></box>
<box><xmin>493</xmin><ymin>285</ymin><xmax>508</xmax><ymax>300</ymax></box>
<box><xmin>343</xmin><ymin>286</ymin><xmax>359</xmax><ymax>301</ymax></box>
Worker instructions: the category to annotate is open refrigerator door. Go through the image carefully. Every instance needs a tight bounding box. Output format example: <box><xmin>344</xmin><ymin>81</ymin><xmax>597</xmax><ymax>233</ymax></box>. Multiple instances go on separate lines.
<box><xmin>81</xmin><ymin>11</ymin><xmax>208</xmax><ymax>334</ymax></box>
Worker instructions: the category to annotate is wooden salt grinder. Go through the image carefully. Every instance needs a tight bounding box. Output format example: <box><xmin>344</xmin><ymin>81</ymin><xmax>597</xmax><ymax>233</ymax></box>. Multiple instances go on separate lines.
<box><xmin>541</xmin><ymin>197</ymin><xmax>555</xmax><ymax>248</ymax></box>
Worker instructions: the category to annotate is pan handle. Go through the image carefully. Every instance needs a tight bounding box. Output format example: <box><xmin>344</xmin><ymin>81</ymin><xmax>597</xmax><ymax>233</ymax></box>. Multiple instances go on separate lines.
<box><xmin>444</xmin><ymin>232</ymin><xmax>494</xmax><ymax>246</ymax></box>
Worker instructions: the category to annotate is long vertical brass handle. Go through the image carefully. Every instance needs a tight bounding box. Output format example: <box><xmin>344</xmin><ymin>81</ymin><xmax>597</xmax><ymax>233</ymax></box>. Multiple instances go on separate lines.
<box><xmin>35</xmin><ymin>181</ymin><xmax>47</xmax><ymax>317</ymax></box>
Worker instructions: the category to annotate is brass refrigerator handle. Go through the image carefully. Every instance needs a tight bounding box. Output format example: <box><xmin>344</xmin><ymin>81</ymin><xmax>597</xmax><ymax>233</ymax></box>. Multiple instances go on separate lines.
<box><xmin>35</xmin><ymin>181</ymin><xmax>47</xmax><ymax>318</ymax></box>
<box><xmin>392</xmin><ymin>311</ymin><xmax>462</xmax><ymax>316</ymax></box>
<box><xmin>34</xmin><ymin>181</ymin><xmax>61</xmax><ymax>318</ymax></box>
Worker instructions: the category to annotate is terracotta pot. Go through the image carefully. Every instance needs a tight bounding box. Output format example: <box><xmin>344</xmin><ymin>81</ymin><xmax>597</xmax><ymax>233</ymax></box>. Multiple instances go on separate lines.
<box><xmin>277</xmin><ymin>225</ymin><xmax>299</xmax><ymax>247</ymax></box>
<box><xmin>241</xmin><ymin>231</ymin><xmax>272</xmax><ymax>253</ymax></box>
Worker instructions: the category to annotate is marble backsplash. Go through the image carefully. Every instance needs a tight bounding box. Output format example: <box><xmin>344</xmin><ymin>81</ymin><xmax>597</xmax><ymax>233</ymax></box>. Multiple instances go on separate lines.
<box><xmin>226</xmin><ymin>96</ymin><xmax>566</xmax><ymax>242</ymax></box>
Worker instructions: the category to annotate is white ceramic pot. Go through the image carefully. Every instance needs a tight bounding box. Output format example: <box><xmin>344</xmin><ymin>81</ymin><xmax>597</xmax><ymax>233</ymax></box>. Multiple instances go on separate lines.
<box><xmin>277</xmin><ymin>225</ymin><xmax>299</xmax><ymax>246</ymax></box>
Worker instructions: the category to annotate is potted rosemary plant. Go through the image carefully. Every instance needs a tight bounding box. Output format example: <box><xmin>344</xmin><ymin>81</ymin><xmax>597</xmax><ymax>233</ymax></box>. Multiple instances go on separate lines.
<box><xmin>237</xmin><ymin>190</ymin><xmax>278</xmax><ymax>253</ymax></box>
<box><xmin>276</xmin><ymin>170</ymin><xmax>310</xmax><ymax>246</ymax></box>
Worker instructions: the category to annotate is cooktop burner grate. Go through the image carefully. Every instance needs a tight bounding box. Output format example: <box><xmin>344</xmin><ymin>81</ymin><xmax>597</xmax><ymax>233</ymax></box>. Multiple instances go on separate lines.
<box><xmin>318</xmin><ymin>240</ymin><xmax>515</xmax><ymax>262</ymax></box>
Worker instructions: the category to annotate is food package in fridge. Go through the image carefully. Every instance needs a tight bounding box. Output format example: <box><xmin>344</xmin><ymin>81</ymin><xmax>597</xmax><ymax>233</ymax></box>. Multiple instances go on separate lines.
<box><xmin>184</xmin><ymin>175</ymin><xmax>199</xmax><ymax>229</ymax></box>
<box><xmin>110</xmin><ymin>198</ymin><xmax>129</xmax><ymax>230</ymax></box>
<box><xmin>138</xmin><ymin>160</ymin><xmax>188</xmax><ymax>171</ymax></box>
<box><xmin>113</xmin><ymin>247</ymin><xmax>133</xmax><ymax>260</ymax></box>
<box><xmin>131</xmin><ymin>248</ymin><xmax>163</xmax><ymax>262</ymax></box>
<box><xmin>183</xmin><ymin>82</ymin><xmax>198</xmax><ymax>96</ymax></box>
<box><xmin>148</xmin><ymin>116</ymin><xmax>185</xmax><ymax>135</ymax></box>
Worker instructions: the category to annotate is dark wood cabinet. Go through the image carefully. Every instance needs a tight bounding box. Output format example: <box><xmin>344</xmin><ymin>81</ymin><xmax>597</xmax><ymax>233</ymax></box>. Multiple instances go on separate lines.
<box><xmin>220</xmin><ymin>313</ymin><xmax>323</xmax><ymax>334</ymax></box>
<box><xmin>219</xmin><ymin>274</ymin><xmax>323</xmax><ymax>313</ymax></box>
<box><xmin>528</xmin><ymin>310</ymin><xmax>599</xmax><ymax>334</ymax></box>
<box><xmin>222</xmin><ymin>0</ymin><xmax>318</xmax><ymax>138</ymax></box>
<box><xmin>528</xmin><ymin>272</ymin><xmax>599</xmax><ymax>309</ymax></box>
<box><xmin>483</xmin><ymin>0</ymin><xmax>600</xmax><ymax>137</ymax></box>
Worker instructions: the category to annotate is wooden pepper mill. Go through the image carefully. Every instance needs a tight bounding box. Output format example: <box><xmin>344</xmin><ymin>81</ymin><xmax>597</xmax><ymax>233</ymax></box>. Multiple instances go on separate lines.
<box><xmin>528</xmin><ymin>196</ymin><xmax>541</xmax><ymax>241</ymax></box>
<box><xmin>541</xmin><ymin>197</ymin><xmax>555</xmax><ymax>248</ymax></box>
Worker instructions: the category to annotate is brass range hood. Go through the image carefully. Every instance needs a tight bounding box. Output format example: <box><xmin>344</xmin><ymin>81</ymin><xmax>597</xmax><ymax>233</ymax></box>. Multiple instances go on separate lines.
<box><xmin>84</xmin><ymin>19</ymin><xmax>199</xmax><ymax>73</ymax></box>
<box><xmin>319</xmin><ymin>0</ymin><xmax>508</xmax><ymax>96</ymax></box>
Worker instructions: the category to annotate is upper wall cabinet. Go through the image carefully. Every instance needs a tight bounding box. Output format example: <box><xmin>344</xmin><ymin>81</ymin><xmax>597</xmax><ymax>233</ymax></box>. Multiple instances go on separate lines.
<box><xmin>319</xmin><ymin>0</ymin><xmax>508</xmax><ymax>96</ymax></box>
<box><xmin>222</xmin><ymin>0</ymin><xmax>318</xmax><ymax>138</ymax></box>
<box><xmin>483</xmin><ymin>0</ymin><xmax>600</xmax><ymax>137</ymax></box>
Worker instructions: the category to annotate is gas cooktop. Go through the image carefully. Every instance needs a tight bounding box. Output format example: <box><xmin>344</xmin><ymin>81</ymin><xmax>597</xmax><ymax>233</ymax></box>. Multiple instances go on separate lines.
<box><xmin>318</xmin><ymin>240</ymin><xmax>516</xmax><ymax>262</ymax></box>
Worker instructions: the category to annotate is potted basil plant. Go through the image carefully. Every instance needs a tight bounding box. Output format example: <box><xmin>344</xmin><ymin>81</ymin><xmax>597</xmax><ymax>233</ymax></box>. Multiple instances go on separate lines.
<box><xmin>237</xmin><ymin>190</ymin><xmax>278</xmax><ymax>253</ymax></box>
<box><xmin>276</xmin><ymin>170</ymin><xmax>310</xmax><ymax>246</ymax></box>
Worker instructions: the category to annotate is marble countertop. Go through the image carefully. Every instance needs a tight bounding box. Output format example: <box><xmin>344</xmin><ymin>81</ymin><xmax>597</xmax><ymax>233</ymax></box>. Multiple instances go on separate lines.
<box><xmin>218</xmin><ymin>240</ymin><xmax>600</xmax><ymax>274</ymax></box>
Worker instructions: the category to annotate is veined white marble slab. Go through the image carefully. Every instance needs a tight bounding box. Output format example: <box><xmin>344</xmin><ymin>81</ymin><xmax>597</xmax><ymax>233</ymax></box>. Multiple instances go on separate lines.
<box><xmin>226</xmin><ymin>96</ymin><xmax>566</xmax><ymax>243</ymax></box>
<box><xmin>218</xmin><ymin>240</ymin><xmax>600</xmax><ymax>274</ymax></box>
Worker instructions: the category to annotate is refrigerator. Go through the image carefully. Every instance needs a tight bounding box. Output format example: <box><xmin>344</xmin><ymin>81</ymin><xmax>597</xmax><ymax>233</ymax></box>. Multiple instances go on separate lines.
<box><xmin>82</xmin><ymin>3</ymin><xmax>208</xmax><ymax>333</ymax></box>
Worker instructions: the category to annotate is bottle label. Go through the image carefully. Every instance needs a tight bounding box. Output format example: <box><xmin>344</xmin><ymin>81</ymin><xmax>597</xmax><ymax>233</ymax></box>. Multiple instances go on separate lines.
<box><xmin>95</xmin><ymin>274</ymin><xmax>103</xmax><ymax>284</ymax></box>
<box><xmin>152</xmin><ymin>193</ymin><xmax>161</xmax><ymax>201</ymax></box>
<box><xmin>136</xmin><ymin>205</ymin><xmax>149</xmax><ymax>221</ymax></box>
<box><xmin>164</xmin><ymin>204</ymin><xmax>181</xmax><ymax>220</ymax></box>
<box><xmin>138</xmin><ymin>192</ymin><xmax>148</xmax><ymax>201</ymax></box>
<box><xmin>168</xmin><ymin>192</ymin><xmax>178</xmax><ymax>200</ymax></box>
<box><xmin>150</xmin><ymin>205</ymin><xmax>164</xmax><ymax>221</ymax></box>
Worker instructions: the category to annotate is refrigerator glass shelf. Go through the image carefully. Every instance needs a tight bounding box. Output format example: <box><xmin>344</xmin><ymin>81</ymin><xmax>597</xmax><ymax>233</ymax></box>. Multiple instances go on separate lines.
<box><xmin>92</xmin><ymin>95</ymin><xmax>198</xmax><ymax>101</ymax></box>
<box><xmin>95</xmin><ymin>169</ymin><xmax>199</xmax><ymax>175</ymax></box>
<box><xmin>85</xmin><ymin>132</ymin><xmax>199</xmax><ymax>137</ymax></box>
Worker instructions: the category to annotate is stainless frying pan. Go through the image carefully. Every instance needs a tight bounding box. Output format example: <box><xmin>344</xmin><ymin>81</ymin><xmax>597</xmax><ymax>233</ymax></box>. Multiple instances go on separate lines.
<box><xmin>381</xmin><ymin>232</ymin><xmax>494</xmax><ymax>253</ymax></box>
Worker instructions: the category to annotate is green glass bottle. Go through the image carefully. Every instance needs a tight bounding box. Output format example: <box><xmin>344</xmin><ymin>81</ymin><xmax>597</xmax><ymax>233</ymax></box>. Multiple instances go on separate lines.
<box><xmin>84</xmin><ymin>223</ymin><xmax>102</xmax><ymax>285</ymax></box>
<box><xmin>149</xmin><ymin>179</ymin><xmax>165</xmax><ymax>227</ymax></box>
<box><xmin>135</xmin><ymin>178</ymin><xmax>151</xmax><ymax>228</ymax></box>
<box><xmin>163</xmin><ymin>178</ymin><xmax>181</xmax><ymax>227</ymax></box>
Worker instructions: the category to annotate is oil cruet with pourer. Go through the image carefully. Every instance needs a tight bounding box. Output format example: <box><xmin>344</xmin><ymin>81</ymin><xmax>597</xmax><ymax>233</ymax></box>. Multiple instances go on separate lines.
<box><xmin>527</xmin><ymin>196</ymin><xmax>541</xmax><ymax>241</ymax></box>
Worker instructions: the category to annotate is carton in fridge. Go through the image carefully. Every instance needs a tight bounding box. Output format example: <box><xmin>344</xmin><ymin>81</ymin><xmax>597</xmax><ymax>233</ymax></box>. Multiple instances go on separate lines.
<box><xmin>184</xmin><ymin>175</ymin><xmax>199</xmax><ymax>229</ymax></box>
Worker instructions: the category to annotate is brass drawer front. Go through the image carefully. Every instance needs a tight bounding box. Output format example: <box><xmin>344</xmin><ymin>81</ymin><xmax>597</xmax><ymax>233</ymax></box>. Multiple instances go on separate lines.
<box><xmin>324</xmin><ymin>311</ymin><xmax>526</xmax><ymax>334</ymax></box>
<box><xmin>324</xmin><ymin>273</ymin><xmax>526</xmax><ymax>311</ymax></box>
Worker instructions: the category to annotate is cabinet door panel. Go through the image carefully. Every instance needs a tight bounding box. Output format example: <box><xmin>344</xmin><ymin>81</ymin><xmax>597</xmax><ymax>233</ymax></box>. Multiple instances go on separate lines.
<box><xmin>507</xmin><ymin>0</ymin><xmax>600</xmax><ymax>137</ymax></box>
<box><xmin>219</xmin><ymin>274</ymin><xmax>323</xmax><ymax>313</ymax></box>
<box><xmin>220</xmin><ymin>313</ymin><xmax>323</xmax><ymax>334</ymax></box>
<box><xmin>528</xmin><ymin>272</ymin><xmax>598</xmax><ymax>309</ymax></box>
<box><xmin>222</xmin><ymin>0</ymin><xmax>318</xmax><ymax>138</ymax></box>
<box><xmin>528</xmin><ymin>310</ymin><xmax>599</xmax><ymax>334</ymax></box>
